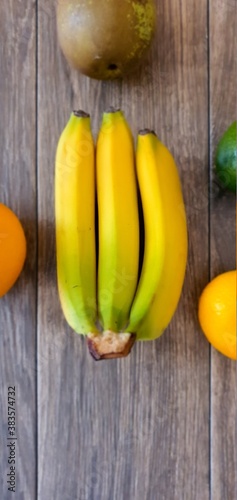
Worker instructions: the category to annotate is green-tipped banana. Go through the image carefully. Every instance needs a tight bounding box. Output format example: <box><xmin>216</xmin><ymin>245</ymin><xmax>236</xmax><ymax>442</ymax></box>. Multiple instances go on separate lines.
<box><xmin>96</xmin><ymin>109</ymin><xmax>139</xmax><ymax>332</ymax></box>
<box><xmin>127</xmin><ymin>131</ymin><xmax>165</xmax><ymax>332</ymax></box>
<box><xmin>55</xmin><ymin>111</ymin><xmax>98</xmax><ymax>334</ymax></box>
<box><xmin>55</xmin><ymin>112</ymin><xmax>188</xmax><ymax>360</ymax></box>
<box><xmin>134</xmin><ymin>132</ymin><xmax>188</xmax><ymax>340</ymax></box>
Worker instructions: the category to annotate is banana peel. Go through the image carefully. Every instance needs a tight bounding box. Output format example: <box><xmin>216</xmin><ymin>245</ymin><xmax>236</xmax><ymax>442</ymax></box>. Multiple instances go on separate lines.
<box><xmin>55</xmin><ymin>109</ymin><xmax>188</xmax><ymax>360</ymax></box>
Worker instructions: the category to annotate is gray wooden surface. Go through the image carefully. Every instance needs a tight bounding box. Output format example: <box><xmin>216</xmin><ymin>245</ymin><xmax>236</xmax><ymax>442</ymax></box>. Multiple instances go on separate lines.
<box><xmin>0</xmin><ymin>1</ymin><xmax>236</xmax><ymax>499</ymax></box>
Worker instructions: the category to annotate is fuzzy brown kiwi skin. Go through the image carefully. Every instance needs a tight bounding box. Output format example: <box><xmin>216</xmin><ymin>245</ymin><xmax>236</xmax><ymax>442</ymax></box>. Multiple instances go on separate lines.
<box><xmin>56</xmin><ymin>0</ymin><xmax>156</xmax><ymax>80</ymax></box>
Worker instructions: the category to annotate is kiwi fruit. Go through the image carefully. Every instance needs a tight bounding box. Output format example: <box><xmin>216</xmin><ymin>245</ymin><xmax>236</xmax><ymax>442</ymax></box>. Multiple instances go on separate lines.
<box><xmin>57</xmin><ymin>0</ymin><xmax>156</xmax><ymax>80</ymax></box>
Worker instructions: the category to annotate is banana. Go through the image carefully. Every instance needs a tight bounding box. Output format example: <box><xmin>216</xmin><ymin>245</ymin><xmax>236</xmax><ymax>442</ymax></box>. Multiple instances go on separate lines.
<box><xmin>127</xmin><ymin>130</ymin><xmax>165</xmax><ymax>332</ymax></box>
<box><xmin>96</xmin><ymin>109</ymin><xmax>139</xmax><ymax>332</ymax></box>
<box><xmin>55</xmin><ymin>111</ymin><xmax>187</xmax><ymax>360</ymax></box>
<box><xmin>55</xmin><ymin>111</ymin><xmax>99</xmax><ymax>335</ymax></box>
<box><xmin>131</xmin><ymin>131</ymin><xmax>188</xmax><ymax>340</ymax></box>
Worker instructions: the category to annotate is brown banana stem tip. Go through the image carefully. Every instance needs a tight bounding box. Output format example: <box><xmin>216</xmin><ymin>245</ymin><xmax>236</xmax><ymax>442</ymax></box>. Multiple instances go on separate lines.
<box><xmin>87</xmin><ymin>331</ymin><xmax>136</xmax><ymax>361</ymax></box>
<box><xmin>105</xmin><ymin>106</ymin><xmax>120</xmax><ymax>114</ymax></box>
<box><xmin>73</xmin><ymin>110</ymin><xmax>90</xmax><ymax>118</ymax></box>
<box><xmin>139</xmin><ymin>128</ymin><xmax>156</xmax><ymax>136</ymax></box>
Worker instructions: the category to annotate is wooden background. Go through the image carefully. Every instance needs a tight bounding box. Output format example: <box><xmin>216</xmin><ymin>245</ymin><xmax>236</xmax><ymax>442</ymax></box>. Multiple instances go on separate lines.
<box><xmin>0</xmin><ymin>1</ymin><xmax>236</xmax><ymax>499</ymax></box>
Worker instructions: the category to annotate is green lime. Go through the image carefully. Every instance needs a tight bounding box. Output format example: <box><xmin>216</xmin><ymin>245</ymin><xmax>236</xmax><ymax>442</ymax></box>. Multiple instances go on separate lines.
<box><xmin>215</xmin><ymin>121</ymin><xmax>236</xmax><ymax>192</ymax></box>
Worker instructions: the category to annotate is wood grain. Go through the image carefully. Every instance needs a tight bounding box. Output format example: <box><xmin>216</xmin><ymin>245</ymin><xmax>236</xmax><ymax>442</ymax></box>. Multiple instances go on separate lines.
<box><xmin>1</xmin><ymin>0</ymin><xmax>235</xmax><ymax>498</ymax></box>
<box><xmin>209</xmin><ymin>0</ymin><xmax>237</xmax><ymax>498</ymax></box>
<box><xmin>0</xmin><ymin>0</ymin><xmax>37</xmax><ymax>498</ymax></box>
<box><xmin>37</xmin><ymin>1</ymin><xmax>210</xmax><ymax>499</ymax></box>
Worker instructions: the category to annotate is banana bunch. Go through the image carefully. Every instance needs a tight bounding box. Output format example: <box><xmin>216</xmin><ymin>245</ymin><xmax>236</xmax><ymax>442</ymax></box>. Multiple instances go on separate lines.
<box><xmin>55</xmin><ymin>109</ymin><xmax>188</xmax><ymax>360</ymax></box>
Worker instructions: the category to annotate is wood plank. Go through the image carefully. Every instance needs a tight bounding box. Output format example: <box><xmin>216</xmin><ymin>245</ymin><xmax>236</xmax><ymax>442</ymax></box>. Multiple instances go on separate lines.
<box><xmin>0</xmin><ymin>1</ymin><xmax>37</xmax><ymax>498</ymax></box>
<box><xmin>37</xmin><ymin>1</ymin><xmax>210</xmax><ymax>498</ymax></box>
<box><xmin>209</xmin><ymin>1</ymin><xmax>237</xmax><ymax>498</ymax></box>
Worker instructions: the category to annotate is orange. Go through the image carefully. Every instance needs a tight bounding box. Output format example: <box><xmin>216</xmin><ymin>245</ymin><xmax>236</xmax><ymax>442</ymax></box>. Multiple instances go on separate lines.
<box><xmin>198</xmin><ymin>270</ymin><xmax>236</xmax><ymax>360</ymax></box>
<box><xmin>0</xmin><ymin>203</ymin><xmax>26</xmax><ymax>297</ymax></box>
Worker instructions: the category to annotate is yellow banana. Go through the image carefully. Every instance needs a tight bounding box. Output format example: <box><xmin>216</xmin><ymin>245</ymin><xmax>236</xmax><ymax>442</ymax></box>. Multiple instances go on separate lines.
<box><xmin>127</xmin><ymin>130</ymin><xmax>165</xmax><ymax>332</ymax></box>
<box><xmin>96</xmin><ymin>109</ymin><xmax>139</xmax><ymax>332</ymax></box>
<box><xmin>55</xmin><ymin>112</ymin><xmax>187</xmax><ymax>360</ymax></box>
<box><xmin>132</xmin><ymin>131</ymin><xmax>188</xmax><ymax>340</ymax></box>
<box><xmin>55</xmin><ymin>111</ymin><xmax>98</xmax><ymax>335</ymax></box>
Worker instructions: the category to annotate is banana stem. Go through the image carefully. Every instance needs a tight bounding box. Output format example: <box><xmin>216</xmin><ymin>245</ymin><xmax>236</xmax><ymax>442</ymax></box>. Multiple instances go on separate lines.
<box><xmin>139</xmin><ymin>128</ymin><xmax>156</xmax><ymax>136</ymax></box>
<box><xmin>87</xmin><ymin>331</ymin><xmax>136</xmax><ymax>361</ymax></box>
<box><xmin>73</xmin><ymin>110</ymin><xmax>90</xmax><ymax>118</ymax></box>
